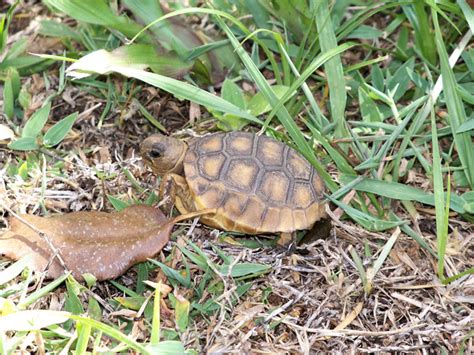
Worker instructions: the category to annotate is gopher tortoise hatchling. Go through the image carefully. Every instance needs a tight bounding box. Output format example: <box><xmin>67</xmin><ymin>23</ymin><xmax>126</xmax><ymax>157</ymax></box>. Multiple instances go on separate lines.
<box><xmin>140</xmin><ymin>131</ymin><xmax>327</xmax><ymax>247</ymax></box>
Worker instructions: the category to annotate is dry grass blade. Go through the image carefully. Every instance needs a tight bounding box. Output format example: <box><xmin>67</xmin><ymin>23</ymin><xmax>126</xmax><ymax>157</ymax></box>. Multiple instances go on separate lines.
<box><xmin>333</xmin><ymin>301</ymin><xmax>364</xmax><ymax>331</ymax></box>
<box><xmin>366</xmin><ymin>228</ymin><xmax>401</xmax><ymax>293</ymax></box>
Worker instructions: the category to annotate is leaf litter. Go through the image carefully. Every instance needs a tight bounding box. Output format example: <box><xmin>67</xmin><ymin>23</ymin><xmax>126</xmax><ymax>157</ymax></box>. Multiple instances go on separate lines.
<box><xmin>0</xmin><ymin>205</ymin><xmax>172</xmax><ymax>281</ymax></box>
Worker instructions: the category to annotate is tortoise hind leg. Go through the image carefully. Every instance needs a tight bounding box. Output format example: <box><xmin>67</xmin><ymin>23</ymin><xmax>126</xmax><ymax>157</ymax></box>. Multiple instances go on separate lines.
<box><xmin>277</xmin><ymin>231</ymin><xmax>297</xmax><ymax>253</ymax></box>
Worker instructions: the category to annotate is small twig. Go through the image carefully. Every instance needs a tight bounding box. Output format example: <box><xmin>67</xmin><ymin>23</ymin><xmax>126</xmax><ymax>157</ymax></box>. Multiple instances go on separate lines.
<box><xmin>281</xmin><ymin>319</ymin><xmax>426</xmax><ymax>337</ymax></box>
<box><xmin>360</xmin><ymin>344</ymin><xmax>431</xmax><ymax>353</ymax></box>
<box><xmin>263</xmin><ymin>285</ymin><xmax>305</xmax><ymax>325</ymax></box>
<box><xmin>185</xmin><ymin>217</ymin><xmax>200</xmax><ymax>237</ymax></box>
<box><xmin>83</xmin><ymin>288</ymin><xmax>114</xmax><ymax>313</ymax></box>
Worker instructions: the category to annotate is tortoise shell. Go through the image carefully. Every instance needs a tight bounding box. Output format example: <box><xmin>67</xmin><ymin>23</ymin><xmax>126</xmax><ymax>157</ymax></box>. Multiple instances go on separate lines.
<box><xmin>183</xmin><ymin>131</ymin><xmax>325</xmax><ymax>234</ymax></box>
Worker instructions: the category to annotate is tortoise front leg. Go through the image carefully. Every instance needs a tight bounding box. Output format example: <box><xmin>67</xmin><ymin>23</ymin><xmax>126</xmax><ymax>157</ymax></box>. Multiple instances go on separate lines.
<box><xmin>159</xmin><ymin>173</ymin><xmax>196</xmax><ymax>215</ymax></box>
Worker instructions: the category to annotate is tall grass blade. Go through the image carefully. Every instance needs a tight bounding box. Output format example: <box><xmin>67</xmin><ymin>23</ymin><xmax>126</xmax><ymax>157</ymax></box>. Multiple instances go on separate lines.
<box><xmin>340</xmin><ymin>175</ymin><xmax>466</xmax><ymax>214</ymax></box>
<box><xmin>433</xmin><ymin>10</ymin><xmax>474</xmax><ymax>188</ymax></box>
<box><xmin>457</xmin><ymin>0</ymin><xmax>474</xmax><ymax>30</ymax></box>
<box><xmin>349</xmin><ymin>248</ymin><xmax>369</xmax><ymax>294</ymax></box>
<box><xmin>19</xmin><ymin>273</ymin><xmax>69</xmax><ymax>309</ymax></box>
<box><xmin>314</xmin><ymin>0</ymin><xmax>347</xmax><ymax>138</ymax></box>
<box><xmin>70</xmin><ymin>316</ymin><xmax>150</xmax><ymax>354</ymax></box>
<box><xmin>150</xmin><ymin>282</ymin><xmax>161</xmax><ymax>345</ymax></box>
<box><xmin>403</xmin><ymin>1</ymin><xmax>437</xmax><ymax>64</ymax></box>
<box><xmin>0</xmin><ymin>310</ymin><xmax>70</xmax><ymax>331</ymax></box>
<box><xmin>75</xmin><ymin>322</ymin><xmax>91</xmax><ymax>354</ymax></box>
<box><xmin>123</xmin><ymin>0</ymin><xmax>186</xmax><ymax>55</ymax></box>
<box><xmin>279</xmin><ymin>43</ymin><xmax>326</xmax><ymax>128</ymax></box>
<box><xmin>430</xmin><ymin>107</ymin><xmax>447</xmax><ymax>281</ymax></box>
<box><xmin>265</xmin><ymin>42</ymin><xmax>355</xmax><ymax>129</ymax></box>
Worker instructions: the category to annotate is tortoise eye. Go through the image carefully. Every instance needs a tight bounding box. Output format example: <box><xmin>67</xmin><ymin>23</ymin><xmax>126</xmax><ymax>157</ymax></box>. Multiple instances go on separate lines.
<box><xmin>149</xmin><ymin>149</ymin><xmax>162</xmax><ymax>159</ymax></box>
<box><xmin>149</xmin><ymin>143</ymin><xmax>165</xmax><ymax>159</ymax></box>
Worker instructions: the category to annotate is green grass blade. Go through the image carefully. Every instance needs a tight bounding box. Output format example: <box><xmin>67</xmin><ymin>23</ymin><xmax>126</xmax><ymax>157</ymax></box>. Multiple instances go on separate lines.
<box><xmin>92</xmin><ymin>66</ymin><xmax>261</xmax><ymax>124</ymax></box>
<box><xmin>314</xmin><ymin>0</ymin><xmax>347</xmax><ymax>138</ymax></box>
<box><xmin>43</xmin><ymin>112</ymin><xmax>78</xmax><ymax>147</ymax></box>
<box><xmin>340</xmin><ymin>175</ymin><xmax>466</xmax><ymax>214</ymax></box>
<box><xmin>75</xmin><ymin>322</ymin><xmax>92</xmax><ymax>354</ymax></box>
<box><xmin>123</xmin><ymin>0</ymin><xmax>185</xmax><ymax>54</ymax></box>
<box><xmin>0</xmin><ymin>1</ymin><xmax>18</xmax><ymax>54</ymax></box>
<box><xmin>266</xmin><ymin>42</ymin><xmax>356</xmax><ymax>131</ymax></box>
<box><xmin>443</xmin><ymin>267</ymin><xmax>474</xmax><ymax>284</ymax></box>
<box><xmin>0</xmin><ymin>310</ymin><xmax>70</xmax><ymax>331</ymax></box>
<box><xmin>349</xmin><ymin>248</ymin><xmax>369</xmax><ymax>294</ymax></box>
<box><xmin>70</xmin><ymin>315</ymin><xmax>150</xmax><ymax>354</ymax></box>
<box><xmin>279</xmin><ymin>43</ymin><xmax>326</xmax><ymax>128</ymax></box>
<box><xmin>3</xmin><ymin>73</ymin><xmax>14</xmax><ymax>119</ymax></box>
<box><xmin>306</xmin><ymin>123</ymin><xmax>355</xmax><ymax>174</ymax></box>
<box><xmin>403</xmin><ymin>1</ymin><xmax>437</xmax><ymax>65</ymax></box>
<box><xmin>366</xmin><ymin>228</ymin><xmax>401</xmax><ymax>293</ymax></box>
<box><xmin>441</xmin><ymin>174</ymin><xmax>451</xmax><ymax>284</ymax></box>
<box><xmin>327</xmin><ymin>195</ymin><xmax>405</xmax><ymax>232</ymax></box>
<box><xmin>22</xmin><ymin>102</ymin><xmax>52</xmax><ymax>138</ymax></box>
<box><xmin>372</xmin><ymin>228</ymin><xmax>401</xmax><ymax>277</ymax></box>
<box><xmin>389</xmin><ymin>213</ymin><xmax>436</xmax><ymax>256</ymax></box>
<box><xmin>0</xmin><ymin>257</ymin><xmax>32</xmax><ymax>285</ymax></box>
<box><xmin>458</xmin><ymin>0</ymin><xmax>474</xmax><ymax>30</ymax></box>
<box><xmin>174</xmin><ymin>295</ymin><xmax>190</xmax><ymax>332</ymax></box>
<box><xmin>150</xmin><ymin>282</ymin><xmax>161</xmax><ymax>345</ymax></box>
<box><xmin>337</xmin><ymin>2</ymin><xmax>412</xmax><ymax>40</ymax></box>
<box><xmin>355</xmin><ymin>108</ymin><xmax>418</xmax><ymax>172</ymax></box>
<box><xmin>129</xmin><ymin>7</ymin><xmax>248</xmax><ymax>44</ymax></box>
<box><xmin>430</xmin><ymin>106</ymin><xmax>447</xmax><ymax>281</ymax></box>
<box><xmin>433</xmin><ymin>10</ymin><xmax>474</xmax><ymax>188</ymax></box>
<box><xmin>19</xmin><ymin>273</ymin><xmax>69</xmax><ymax>309</ymax></box>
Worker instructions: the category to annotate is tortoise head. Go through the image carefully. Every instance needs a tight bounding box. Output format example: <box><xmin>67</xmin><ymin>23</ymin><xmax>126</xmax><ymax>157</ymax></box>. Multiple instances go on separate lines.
<box><xmin>140</xmin><ymin>135</ymin><xmax>187</xmax><ymax>175</ymax></box>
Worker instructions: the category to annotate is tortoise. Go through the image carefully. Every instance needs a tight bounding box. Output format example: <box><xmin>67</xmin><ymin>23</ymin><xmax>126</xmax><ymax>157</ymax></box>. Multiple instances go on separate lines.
<box><xmin>140</xmin><ymin>131</ymin><xmax>326</xmax><ymax>246</ymax></box>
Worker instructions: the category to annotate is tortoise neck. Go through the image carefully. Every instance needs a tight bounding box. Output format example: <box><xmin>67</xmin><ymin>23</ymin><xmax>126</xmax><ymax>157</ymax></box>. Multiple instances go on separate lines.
<box><xmin>168</xmin><ymin>142</ymin><xmax>187</xmax><ymax>175</ymax></box>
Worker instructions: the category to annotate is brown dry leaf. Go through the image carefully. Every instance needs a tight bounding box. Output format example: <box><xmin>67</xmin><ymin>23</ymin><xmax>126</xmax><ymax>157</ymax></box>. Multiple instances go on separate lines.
<box><xmin>0</xmin><ymin>205</ymin><xmax>172</xmax><ymax>281</ymax></box>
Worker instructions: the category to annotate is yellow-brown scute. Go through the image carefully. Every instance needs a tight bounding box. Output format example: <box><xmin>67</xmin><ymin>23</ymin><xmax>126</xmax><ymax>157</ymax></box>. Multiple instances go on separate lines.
<box><xmin>225</xmin><ymin>159</ymin><xmax>259</xmax><ymax>192</ymax></box>
<box><xmin>197</xmin><ymin>186</ymin><xmax>225</xmax><ymax>208</ymax></box>
<box><xmin>184</xmin><ymin>131</ymin><xmax>325</xmax><ymax>234</ymax></box>
<box><xmin>199</xmin><ymin>154</ymin><xmax>225</xmax><ymax>181</ymax></box>
<box><xmin>258</xmin><ymin>171</ymin><xmax>290</xmax><ymax>204</ymax></box>
<box><xmin>228</xmin><ymin>134</ymin><xmax>253</xmax><ymax>155</ymax></box>
<box><xmin>259</xmin><ymin>207</ymin><xmax>281</xmax><ymax>231</ymax></box>
<box><xmin>199</xmin><ymin>135</ymin><xmax>223</xmax><ymax>153</ymax></box>
<box><xmin>287</xmin><ymin>149</ymin><xmax>311</xmax><ymax>179</ymax></box>
<box><xmin>256</xmin><ymin>139</ymin><xmax>284</xmax><ymax>165</ymax></box>
<box><xmin>221</xmin><ymin>193</ymin><xmax>247</xmax><ymax>221</ymax></box>
<box><xmin>237</xmin><ymin>196</ymin><xmax>267</xmax><ymax>233</ymax></box>
<box><xmin>291</xmin><ymin>182</ymin><xmax>313</xmax><ymax>208</ymax></box>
